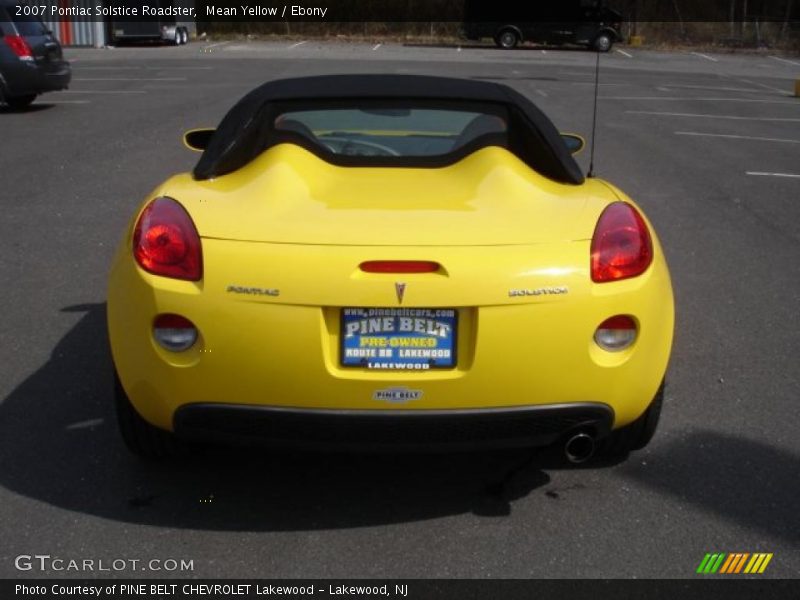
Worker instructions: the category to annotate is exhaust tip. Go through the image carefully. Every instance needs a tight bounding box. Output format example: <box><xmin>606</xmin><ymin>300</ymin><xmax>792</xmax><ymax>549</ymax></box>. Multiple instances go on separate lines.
<box><xmin>565</xmin><ymin>432</ymin><xmax>595</xmax><ymax>464</ymax></box>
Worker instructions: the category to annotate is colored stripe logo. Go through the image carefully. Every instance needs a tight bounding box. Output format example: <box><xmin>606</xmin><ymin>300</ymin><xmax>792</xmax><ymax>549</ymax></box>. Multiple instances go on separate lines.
<box><xmin>696</xmin><ymin>553</ymin><xmax>773</xmax><ymax>574</ymax></box>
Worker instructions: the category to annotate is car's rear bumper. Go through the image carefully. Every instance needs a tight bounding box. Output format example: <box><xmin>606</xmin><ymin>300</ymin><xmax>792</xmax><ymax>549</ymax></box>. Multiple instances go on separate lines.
<box><xmin>1</xmin><ymin>61</ymin><xmax>71</xmax><ymax>96</ymax></box>
<box><xmin>173</xmin><ymin>402</ymin><xmax>614</xmax><ymax>451</ymax></box>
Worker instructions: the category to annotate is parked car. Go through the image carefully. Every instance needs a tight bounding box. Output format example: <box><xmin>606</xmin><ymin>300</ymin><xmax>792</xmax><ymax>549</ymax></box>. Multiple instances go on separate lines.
<box><xmin>462</xmin><ymin>0</ymin><xmax>623</xmax><ymax>51</ymax></box>
<box><xmin>0</xmin><ymin>0</ymin><xmax>70</xmax><ymax>109</ymax></box>
<box><xmin>108</xmin><ymin>75</ymin><xmax>673</xmax><ymax>461</ymax></box>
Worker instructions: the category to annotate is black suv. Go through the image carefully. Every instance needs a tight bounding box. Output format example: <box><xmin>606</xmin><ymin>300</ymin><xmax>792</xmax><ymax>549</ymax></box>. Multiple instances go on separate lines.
<box><xmin>0</xmin><ymin>0</ymin><xmax>71</xmax><ymax>109</ymax></box>
<box><xmin>463</xmin><ymin>0</ymin><xmax>623</xmax><ymax>52</ymax></box>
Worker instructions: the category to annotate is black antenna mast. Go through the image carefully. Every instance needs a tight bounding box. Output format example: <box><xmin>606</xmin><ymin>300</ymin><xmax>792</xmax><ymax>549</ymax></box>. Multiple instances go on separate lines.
<box><xmin>587</xmin><ymin>49</ymin><xmax>601</xmax><ymax>178</ymax></box>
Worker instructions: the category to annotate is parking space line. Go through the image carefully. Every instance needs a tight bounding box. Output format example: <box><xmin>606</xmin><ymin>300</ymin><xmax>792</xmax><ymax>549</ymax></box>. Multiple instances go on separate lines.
<box><xmin>76</xmin><ymin>66</ymin><xmax>142</xmax><ymax>70</ymax></box>
<box><xmin>628</xmin><ymin>110</ymin><xmax>800</xmax><ymax>122</ymax></box>
<box><xmin>372</xmin><ymin>43</ymin><xmax>382</xmax><ymax>51</ymax></box>
<box><xmin>768</xmin><ymin>56</ymin><xmax>800</xmax><ymax>67</ymax></box>
<box><xmin>746</xmin><ymin>171</ymin><xmax>800</xmax><ymax>178</ymax></box>
<box><xmin>58</xmin><ymin>90</ymin><xmax>146</xmax><ymax>95</ymax></box>
<box><xmin>675</xmin><ymin>131</ymin><xmax>800</xmax><ymax>144</ymax></box>
<box><xmin>616</xmin><ymin>49</ymin><xmax>633</xmax><ymax>58</ymax></box>
<box><xmin>536</xmin><ymin>90</ymin><xmax>548</xmax><ymax>98</ymax></box>
<box><xmin>603</xmin><ymin>96</ymin><xmax>796</xmax><ymax>104</ymax></box>
<box><xmin>736</xmin><ymin>77</ymin><xmax>791</xmax><ymax>94</ymax></box>
<box><xmin>73</xmin><ymin>77</ymin><xmax>187</xmax><ymax>82</ymax></box>
<box><xmin>661</xmin><ymin>84</ymin><xmax>764</xmax><ymax>93</ymax></box>
<box><xmin>42</xmin><ymin>100</ymin><xmax>91</xmax><ymax>104</ymax></box>
<box><xmin>201</xmin><ymin>41</ymin><xmax>229</xmax><ymax>52</ymax></box>
<box><xmin>288</xmin><ymin>41</ymin><xmax>307</xmax><ymax>49</ymax></box>
<box><xmin>691</xmin><ymin>52</ymin><xmax>718</xmax><ymax>62</ymax></box>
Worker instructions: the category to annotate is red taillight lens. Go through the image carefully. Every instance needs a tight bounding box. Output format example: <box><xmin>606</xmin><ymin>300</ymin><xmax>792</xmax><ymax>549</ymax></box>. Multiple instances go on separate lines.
<box><xmin>591</xmin><ymin>202</ymin><xmax>653</xmax><ymax>283</ymax></box>
<box><xmin>594</xmin><ymin>315</ymin><xmax>637</xmax><ymax>351</ymax></box>
<box><xmin>360</xmin><ymin>261</ymin><xmax>440</xmax><ymax>274</ymax></box>
<box><xmin>133</xmin><ymin>197</ymin><xmax>202</xmax><ymax>281</ymax></box>
<box><xmin>4</xmin><ymin>35</ymin><xmax>33</xmax><ymax>59</ymax></box>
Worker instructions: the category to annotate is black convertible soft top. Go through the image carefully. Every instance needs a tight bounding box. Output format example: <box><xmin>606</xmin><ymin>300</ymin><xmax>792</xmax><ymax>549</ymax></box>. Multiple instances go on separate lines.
<box><xmin>193</xmin><ymin>74</ymin><xmax>585</xmax><ymax>185</ymax></box>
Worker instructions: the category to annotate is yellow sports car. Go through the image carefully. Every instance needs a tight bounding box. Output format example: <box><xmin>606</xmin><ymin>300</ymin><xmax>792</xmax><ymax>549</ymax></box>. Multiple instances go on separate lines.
<box><xmin>108</xmin><ymin>75</ymin><xmax>673</xmax><ymax>461</ymax></box>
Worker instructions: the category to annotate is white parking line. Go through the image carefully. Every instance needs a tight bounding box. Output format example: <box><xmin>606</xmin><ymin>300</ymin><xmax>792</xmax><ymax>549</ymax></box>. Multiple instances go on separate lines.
<box><xmin>572</xmin><ymin>82</ymin><xmax>629</xmax><ymax>86</ymax></box>
<box><xmin>372</xmin><ymin>43</ymin><xmax>382</xmax><ymax>51</ymax></box>
<box><xmin>691</xmin><ymin>52</ymin><xmax>718</xmax><ymax>62</ymax></box>
<box><xmin>616</xmin><ymin>49</ymin><xmax>633</xmax><ymax>58</ymax></box>
<box><xmin>661</xmin><ymin>84</ymin><xmax>763</xmax><ymax>93</ymax></box>
<box><xmin>675</xmin><ymin>131</ymin><xmax>800</xmax><ymax>144</ymax></box>
<box><xmin>602</xmin><ymin>96</ymin><xmax>797</xmax><ymax>104</ymax></box>
<box><xmin>628</xmin><ymin>110</ymin><xmax>800</xmax><ymax>122</ymax></box>
<box><xmin>736</xmin><ymin>77</ymin><xmax>791</xmax><ymax>94</ymax></box>
<box><xmin>536</xmin><ymin>90</ymin><xmax>548</xmax><ymax>98</ymax></box>
<box><xmin>768</xmin><ymin>56</ymin><xmax>800</xmax><ymax>67</ymax></box>
<box><xmin>288</xmin><ymin>41</ymin><xmax>307</xmax><ymax>49</ymax></box>
<box><xmin>201</xmin><ymin>41</ymin><xmax>229</xmax><ymax>52</ymax></box>
<box><xmin>66</xmin><ymin>418</ymin><xmax>104</xmax><ymax>430</ymax></box>
<box><xmin>76</xmin><ymin>66</ymin><xmax>142</xmax><ymax>70</ymax></box>
<box><xmin>76</xmin><ymin>66</ymin><xmax>214</xmax><ymax>71</ymax></box>
<box><xmin>746</xmin><ymin>171</ymin><xmax>800</xmax><ymax>178</ymax></box>
<box><xmin>73</xmin><ymin>77</ymin><xmax>187</xmax><ymax>82</ymax></box>
<box><xmin>58</xmin><ymin>90</ymin><xmax>146</xmax><ymax>95</ymax></box>
<box><xmin>42</xmin><ymin>100</ymin><xmax>91</xmax><ymax>104</ymax></box>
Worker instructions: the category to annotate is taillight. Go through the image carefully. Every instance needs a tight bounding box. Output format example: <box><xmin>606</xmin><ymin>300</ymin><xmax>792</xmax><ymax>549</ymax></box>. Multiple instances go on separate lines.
<box><xmin>133</xmin><ymin>197</ymin><xmax>202</xmax><ymax>281</ymax></box>
<box><xmin>590</xmin><ymin>202</ymin><xmax>653</xmax><ymax>283</ymax></box>
<box><xmin>153</xmin><ymin>314</ymin><xmax>198</xmax><ymax>351</ymax></box>
<box><xmin>594</xmin><ymin>315</ymin><xmax>637</xmax><ymax>351</ymax></box>
<box><xmin>360</xmin><ymin>261</ymin><xmax>440</xmax><ymax>274</ymax></box>
<box><xmin>3</xmin><ymin>35</ymin><xmax>33</xmax><ymax>60</ymax></box>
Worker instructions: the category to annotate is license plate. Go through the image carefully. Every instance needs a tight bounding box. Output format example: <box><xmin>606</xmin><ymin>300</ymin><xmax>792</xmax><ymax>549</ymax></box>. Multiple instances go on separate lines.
<box><xmin>341</xmin><ymin>308</ymin><xmax>457</xmax><ymax>370</ymax></box>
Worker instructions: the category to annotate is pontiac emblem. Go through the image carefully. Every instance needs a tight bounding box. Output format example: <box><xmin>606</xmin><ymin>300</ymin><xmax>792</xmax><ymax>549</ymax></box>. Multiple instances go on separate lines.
<box><xmin>395</xmin><ymin>282</ymin><xmax>406</xmax><ymax>304</ymax></box>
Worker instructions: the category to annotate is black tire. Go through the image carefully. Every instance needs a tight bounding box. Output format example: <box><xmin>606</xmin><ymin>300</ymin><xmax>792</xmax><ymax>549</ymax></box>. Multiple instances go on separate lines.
<box><xmin>495</xmin><ymin>29</ymin><xmax>519</xmax><ymax>49</ymax></box>
<box><xmin>114</xmin><ymin>372</ymin><xmax>179</xmax><ymax>460</ymax></box>
<box><xmin>5</xmin><ymin>94</ymin><xmax>36</xmax><ymax>109</ymax></box>
<box><xmin>181</xmin><ymin>29</ymin><xmax>189</xmax><ymax>45</ymax></box>
<box><xmin>599</xmin><ymin>381</ymin><xmax>664</xmax><ymax>456</ymax></box>
<box><xmin>593</xmin><ymin>33</ymin><xmax>613</xmax><ymax>53</ymax></box>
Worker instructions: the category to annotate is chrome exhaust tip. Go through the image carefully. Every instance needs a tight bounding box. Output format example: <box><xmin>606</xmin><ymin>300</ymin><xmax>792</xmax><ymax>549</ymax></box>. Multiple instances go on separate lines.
<box><xmin>564</xmin><ymin>432</ymin><xmax>595</xmax><ymax>464</ymax></box>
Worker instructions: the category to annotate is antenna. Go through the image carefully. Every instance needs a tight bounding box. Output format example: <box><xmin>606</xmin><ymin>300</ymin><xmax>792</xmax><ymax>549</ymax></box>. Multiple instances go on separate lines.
<box><xmin>587</xmin><ymin>49</ymin><xmax>601</xmax><ymax>178</ymax></box>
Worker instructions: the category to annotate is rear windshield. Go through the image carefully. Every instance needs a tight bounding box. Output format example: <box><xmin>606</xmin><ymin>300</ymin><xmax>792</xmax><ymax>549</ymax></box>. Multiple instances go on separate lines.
<box><xmin>274</xmin><ymin>104</ymin><xmax>508</xmax><ymax>158</ymax></box>
<box><xmin>9</xmin><ymin>10</ymin><xmax>48</xmax><ymax>36</ymax></box>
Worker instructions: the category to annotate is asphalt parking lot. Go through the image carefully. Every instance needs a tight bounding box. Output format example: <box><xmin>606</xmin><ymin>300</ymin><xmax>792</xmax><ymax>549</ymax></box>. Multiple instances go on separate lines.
<box><xmin>1</xmin><ymin>40</ymin><xmax>799</xmax><ymax>579</ymax></box>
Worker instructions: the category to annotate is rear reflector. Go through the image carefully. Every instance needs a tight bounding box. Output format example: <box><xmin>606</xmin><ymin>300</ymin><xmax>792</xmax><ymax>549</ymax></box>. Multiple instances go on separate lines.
<box><xmin>360</xmin><ymin>261</ymin><xmax>440</xmax><ymax>274</ymax></box>
<box><xmin>3</xmin><ymin>35</ymin><xmax>33</xmax><ymax>60</ymax></box>
<box><xmin>153</xmin><ymin>314</ymin><xmax>198</xmax><ymax>352</ymax></box>
<box><xmin>594</xmin><ymin>315</ymin><xmax>637</xmax><ymax>351</ymax></box>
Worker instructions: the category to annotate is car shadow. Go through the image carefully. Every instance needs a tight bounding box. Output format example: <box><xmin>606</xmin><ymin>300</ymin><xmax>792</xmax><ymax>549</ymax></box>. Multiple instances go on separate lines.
<box><xmin>618</xmin><ymin>430</ymin><xmax>800</xmax><ymax>544</ymax></box>
<box><xmin>0</xmin><ymin>103</ymin><xmax>54</xmax><ymax>114</ymax></box>
<box><xmin>0</xmin><ymin>303</ymin><xmax>561</xmax><ymax>531</ymax></box>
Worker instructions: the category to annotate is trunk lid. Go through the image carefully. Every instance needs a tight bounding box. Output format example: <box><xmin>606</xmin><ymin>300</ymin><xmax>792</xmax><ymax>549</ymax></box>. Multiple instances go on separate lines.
<box><xmin>160</xmin><ymin>145</ymin><xmax>614</xmax><ymax>246</ymax></box>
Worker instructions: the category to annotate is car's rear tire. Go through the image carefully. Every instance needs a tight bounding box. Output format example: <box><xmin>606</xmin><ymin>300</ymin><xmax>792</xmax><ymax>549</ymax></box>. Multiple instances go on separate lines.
<box><xmin>495</xmin><ymin>29</ymin><xmax>519</xmax><ymax>49</ymax></box>
<box><xmin>599</xmin><ymin>381</ymin><xmax>664</xmax><ymax>456</ymax></box>
<box><xmin>4</xmin><ymin>94</ymin><xmax>36</xmax><ymax>110</ymax></box>
<box><xmin>593</xmin><ymin>33</ymin><xmax>613</xmax><ymax>53</ymax></box>
<box><xmin>115</xmin><ymin>372</ymin><xmax>179</xmax><ymax>460</ymax></box>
